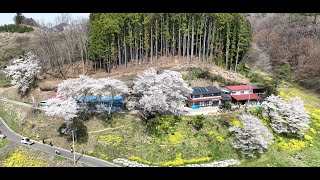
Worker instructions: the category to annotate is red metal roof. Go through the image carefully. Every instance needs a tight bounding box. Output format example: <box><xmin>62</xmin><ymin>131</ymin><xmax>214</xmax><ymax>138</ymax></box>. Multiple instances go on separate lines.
<box><xmin>231</xmin><ymin>93</ymin><xmax>260</xmax><ymax>101</ymax></box>
<box><xmin>188</xmin><ymin>96</ymin><xmax>222</xmax><ymax>103</ymax></box>
<box><xmin>226</xmin><ymin>85</ymin><xmax>254</xmax><ymax>91</ymax></box>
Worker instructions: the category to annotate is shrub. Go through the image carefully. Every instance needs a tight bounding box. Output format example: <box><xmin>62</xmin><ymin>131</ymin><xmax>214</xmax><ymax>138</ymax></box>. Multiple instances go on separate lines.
<box><xmin>192</xmin><ymin>115</ymin><xmax>205</xmax><ymax>131</ymax></box>
<box><xmin>184</xmin><ymin>67</ymin><xmax>207</xmax><ymax>80</ymax></box>
<box><xmin>229</xmin><ymin>114</ymin><xmax>274</xmax><ymax>158</ymax></box>
<box><xmin>0</xmin><ymin>24</ymin><xmax>34</xmax><ymax>33</ymax></box>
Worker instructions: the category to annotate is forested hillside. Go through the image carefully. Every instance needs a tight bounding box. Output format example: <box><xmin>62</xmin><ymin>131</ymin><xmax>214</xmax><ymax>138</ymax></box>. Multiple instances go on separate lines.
<box><xmin>89</xmin><ymin>13</ymin><xmax>251</xmax><ymax>73</ymax></box>
<box><xmin>246</xmin><ymin>13</ymin><xmax>320</xmax><ymax>92</ymax></box>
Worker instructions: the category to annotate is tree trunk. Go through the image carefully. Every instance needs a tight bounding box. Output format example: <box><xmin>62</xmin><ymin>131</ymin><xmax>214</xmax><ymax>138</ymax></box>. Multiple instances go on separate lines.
<box><xmin>235</xmin><ymin>39</ymin><xmax>240</xmax><ymax>72</ymax></box>
<box><xmin>161</xmin><ymin>17</ymin><xmax>163</xmax><ymax>57</ymax></box>
<box><xmin>124</xmin><ymin>33</ymin><xmax>127</xmax><ymax>68</ymax></box>
<box><xmin>178</xmin><ymin>20</ymin><xmax>181</xmax><ymax>57</ymax></box>
<box><xmin>187</xmin><ymin>21</ymin><xmax>190</xmax><ymax>61</ymax></box>
<box><xmin>118</xmin><ymin>36</ymin><xmax>121</xmax><ymax>67</ymax></box>
<box><xmin>155</xmin><ymin>19</ymin><xmax>158</xmax><ymax>62</ymax></box>
<box><xmin>195</xmin><ymin>22</ymin><xmax>198</xmax><ymax>58</ymax></box>
<box><xmin>183</xmin><ymin>34</ymin><xmax>186</xmax><ymax>60</ymax></box>
<box><xmin>172</xmin><ymin>22</ymin><xmax>175</xmax><ymax>56</ymax></box>
<box><xmin>209</xmin><ymin>25</ymin><xmax>215</xmax><ymax>63</ymax></box>
<box><xmin>140</xmin><ymin>32</ymin><xmax>143</xmax><ymax>64</ymax></box>
<box><xmin>135</xmin><ymin>39</ymin><xmax>138</xmax><ymax>66</ymax></box>
<box><xmin>202</xmin><ymin>20</ymin><xmax>207</xmax><ymax>62</ymax></box>
<box><xmin>206</xmin><ymin>22</ymin><xmax>212</xmax><ymax>62</ymax></box>
<box><xmin>150</xmin><ymin>26</ymin><xmax>153</xmax><ymax>64</ymax></box>
<box><xmin>225</xmin><ymin>24</ymin><xmax>230</xmax><ymax>70</ymax></box>
<box><xmin>191</xmin><ymin>15</ymin><xmax>194</xmax><ymax>61</ymax></box>
<box><xmin>199</xmin><ymin>28</ymin><xmax>202</xmax><ymax>61</ymax></box>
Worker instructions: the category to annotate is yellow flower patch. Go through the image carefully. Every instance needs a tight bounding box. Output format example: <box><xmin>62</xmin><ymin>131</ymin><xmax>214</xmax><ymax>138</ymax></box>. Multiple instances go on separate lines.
<box><xmin>231</xmin><ymin>120</ymin><xmax>242</xmax><ymax>127</ymax></box>
<box><xmin>99</xmin><ymin>135</ymin><xmax>122</xmax><ymax>146</ymax></box>
<box><xmin>277</xmin><ymin>139</ymin><xmax>306</xmax><ymax>151</ymax></box>
<box><xmin>168</xmin><ymin>132</ymin><xmax>183</xmax><ymax>144</ymax></box>
<box><xmin>129</xmin><ymin>153</ymin><xmax>212</xmax><ymax>167</ymax></box>
<box><xmin>304</xmin><ymin>134</ymin><xmax>313</xmax><ymax>142</ymax></box>
<box><xmin>309</xmin><ymin>128</ymin><xmax>316</xmax><ymax>134</ymax></box>
<box><xmin>209</xmin><ymin>131</ymin><xmax>225</xmax><ymax>143</ymax></box>
<box><xmin>2</xmin><ymin>152</ymin><xmax>47</xmax><ymax>167</ymax></box>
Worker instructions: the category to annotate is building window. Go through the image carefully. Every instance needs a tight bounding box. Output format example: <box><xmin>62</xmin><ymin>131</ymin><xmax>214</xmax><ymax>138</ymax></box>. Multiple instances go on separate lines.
<box><xmin>192</xmin><ymin>95</ymin><xmax>201</xmax><ymax>98</ymax></box>
<box><xmin>240</xmin><ymin>91</ymin><xmax>244</xmax><ymax>94</ymax></box>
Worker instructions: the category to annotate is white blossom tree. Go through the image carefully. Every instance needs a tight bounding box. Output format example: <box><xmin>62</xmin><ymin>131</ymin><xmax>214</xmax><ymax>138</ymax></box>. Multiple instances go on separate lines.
<box><xmin>89</xmin><ymin>78</ymin><xmax>128</xmax><ymax>116</ymax></box>
<box><xmin>3</xmin><ymin>51</ymin><xmax>41</xmax><ymax>95</ymax></box>
<box><xmin>229</xmin><ymin>114</ymin><xmax>274</xmax><ymax>158</ymax></box>
<box><xmin>133</xmin><ymin>68</ymin><xmax>193</xmax><ymax>119</ymax></box>
<box><xmin>56</xmin><ymin>75</ymin><xmax>128</xmax><ymax>115</ymax></box>
<box><xmin>45</xmin><ymin>75</ymin><xmax>128</xmax><ymax>132</ymax></box>
<box><xmin>262</xmin><ymin>94</ymin><xmax>310</xmax><ymax>135</ymax></box>
<box><xmin>44</xmin><ymin>97</ymin><xmax>79</xmax><ymax>134</ymax></box>
<box><xmin>56</xmin><ymin>75</ymin><xmax>93</xmax><ymax>98</ymax></box>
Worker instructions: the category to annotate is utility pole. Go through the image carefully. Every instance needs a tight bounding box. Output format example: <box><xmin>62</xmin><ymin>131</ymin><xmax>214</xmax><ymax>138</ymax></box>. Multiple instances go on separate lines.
<box><xmin>72</xmin><ymin>130</ymin><xmax>75</xmax><ymax>165</ymax></box>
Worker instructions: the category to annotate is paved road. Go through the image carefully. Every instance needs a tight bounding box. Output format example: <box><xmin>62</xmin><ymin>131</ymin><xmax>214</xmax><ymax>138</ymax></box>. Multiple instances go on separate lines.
<box><xmin>0</xmin><ymin>97</ymin><xmax>34</xmax><ymax>108</ymax></box>
<box><xmin>0</xmin><ymin>97</ymin><xmax>119</xmax><ymax>167</ymax></box>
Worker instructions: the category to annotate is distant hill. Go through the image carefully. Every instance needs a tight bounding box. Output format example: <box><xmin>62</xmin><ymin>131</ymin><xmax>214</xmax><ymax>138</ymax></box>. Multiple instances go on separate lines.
<box><xmin>246</xmin><ymin>13</ymin><xmax>320</xmax><ymax>93</ymax></box>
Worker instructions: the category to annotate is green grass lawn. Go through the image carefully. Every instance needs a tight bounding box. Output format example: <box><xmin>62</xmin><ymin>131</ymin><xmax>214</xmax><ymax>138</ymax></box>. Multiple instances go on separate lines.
<box><xmin>0</xmin><ymin>102</ymin><xmax>22</xmax><ymax>133</ymax></box>
<box><xmin>0</xmin><ymin>139</ymin><xmax>8</xmax><ymax>149</ymax></box>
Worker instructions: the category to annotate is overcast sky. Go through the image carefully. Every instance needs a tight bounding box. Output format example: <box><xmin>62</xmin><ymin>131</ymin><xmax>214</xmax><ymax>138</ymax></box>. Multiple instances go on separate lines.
<box><xmin>0</xmin><ymin>13</ymin><xmax>90</xmax><ymax>26</ymax></box>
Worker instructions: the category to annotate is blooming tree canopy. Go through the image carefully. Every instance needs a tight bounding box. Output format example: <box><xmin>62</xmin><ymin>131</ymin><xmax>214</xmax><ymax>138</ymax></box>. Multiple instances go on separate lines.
<box><xmin>46</xmin><ymin>75</ymin><xmax>128</xmax><ymax>126</ymax></box>
<box><xmin>89</xmin><ymin>78</ymin><xmax>128</xmax><ymax>115</ymax></box>
<box><xmin>4</xmin><ymin>51</ymin><xmax>41</xmax><ymax>95</ymax></box>
<box><xmin>44</xmin><ymin>97</ymin><xmax>79</xmax><ymax>133</ymax></box>
<box><xmin>229</xmin><ymin>114</ymin><xmax>274</xmax><ymax>158</ymax></box>
<box><xmin>133</xmin><ymin>68</ymin><xmax>193</xmax><ymax>119</ymax></box>
<box><xmin>262</xmin><ymin>94</ymin><xmax>310</xmax><ymax>135</ymax></box>
<box><xmin>57</xmin><ymin>75</ymin><xmax>94</xmax><ymax>98</ymax></box>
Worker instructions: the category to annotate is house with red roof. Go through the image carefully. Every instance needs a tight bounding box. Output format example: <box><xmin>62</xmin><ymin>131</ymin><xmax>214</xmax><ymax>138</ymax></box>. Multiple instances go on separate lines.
<box><xmin>225</xmin><ymin>84</ymin><xmax>261</xmax><ymax>104</ymax></box>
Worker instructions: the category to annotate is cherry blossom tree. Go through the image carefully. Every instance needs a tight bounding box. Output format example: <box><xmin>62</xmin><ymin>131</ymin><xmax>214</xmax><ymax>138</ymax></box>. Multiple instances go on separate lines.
<box><xmin>133</xmin><ymin>68</ymin><xmax>193</xmax><ymax>119</ymax></box>
<box><xmin>229</xmin><ymin>114</ymin><xmax>274</xmax><ymax>158</ymax></box>
<box><xmin>57</xmin><ymin>75</ymin><xmax>93</xmax><ymax>98</ymax></box>
<box><xmin>55</xmin><ymin>75</ymin><xmax>128</xmax><ymax>116</ymax></box>
<box><xmin>262</xmin><ymin>94</ymin><xmax>310</xmax><ymax>135</ymax></box>
<box><xmin>89</xmin><ymin>78</ymin><xmax>128</xmax><ymax>116</ymax></box>
<box><xmin>3</xmin><ymin>51</ymin><xmax>41</xmax><ymax>95</ymax></box>
<box><xmin>44</xmin><ymin>97</ymin><xmax>79</xmax><ymax>134</ymax></box>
